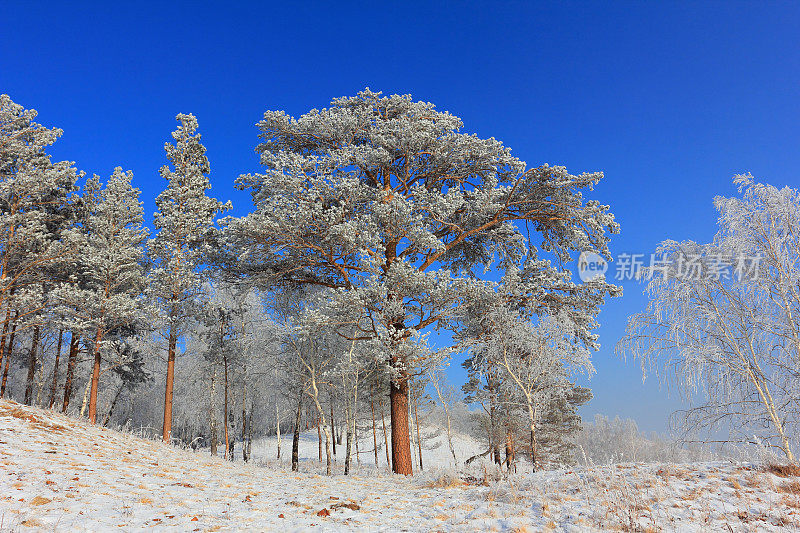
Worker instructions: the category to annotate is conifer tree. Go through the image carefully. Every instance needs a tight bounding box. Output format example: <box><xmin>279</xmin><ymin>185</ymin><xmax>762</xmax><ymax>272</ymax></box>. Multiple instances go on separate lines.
<box><xmin>148</xmin><ymin>114</ymin><xmax>228</xmax><ymax>442</ymax></box>
<box><xmin>56</xmin><ymin>168</ymin><xmax>147</xmax><ymax>423</ymax></box>
<box><xmin>223</xmin><ymin>89</ymin><xmax>618</xmax><ymax>474</ymax></box>
<box><xmin>0</xmin><ymin>95</ymin><xmax>81</xmax><ymax>399</ymax></box>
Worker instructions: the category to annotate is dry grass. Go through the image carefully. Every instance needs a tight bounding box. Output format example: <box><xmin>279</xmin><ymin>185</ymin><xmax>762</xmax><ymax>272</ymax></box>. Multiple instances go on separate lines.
<box><xmin>425</xmin><ymin>472</ymin><xmax>466</xmax><ymax>489</ymax></box>
<box><xmin>776</xmin><ymin>481</ymin><xmax>800</xmax><ymax>495</ymax></box>
<box><xmin>725</xmin><ymin>476</ymin><xmax>742</xmax><ymax>490</ymax></box>
<box><xmin>765</xmin><ymin>463</ymin><xmax>800</xmax><ymax>478</ymax></box>
<box><xmin>781</xmin><ymin>495</ymin><xmax>800</xmax><ymax>509</ymax></box>
<box><xmin>0</xmin><ymin>401</ymin><xmax>68</xmax><ymax>434</ymax></box>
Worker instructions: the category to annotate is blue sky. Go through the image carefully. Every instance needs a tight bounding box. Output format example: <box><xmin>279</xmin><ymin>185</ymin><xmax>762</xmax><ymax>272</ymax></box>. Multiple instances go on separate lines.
<box><xmin>3</xmin><ymin>1</ymin><xmax>799</xmax><ymax>433</ymax></box>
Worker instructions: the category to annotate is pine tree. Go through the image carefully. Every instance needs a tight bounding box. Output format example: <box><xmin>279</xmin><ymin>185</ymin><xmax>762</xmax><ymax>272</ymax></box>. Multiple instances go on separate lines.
<box><xmin>55</xmin><ymin>168</ymin><xmax>148</xmax><ymax>423</ymax></box>
<box><xmin>222</xmin><ymin>89</ymin><xmax>619</xmax><ymax>474</ymax></box>
<box><xmin>148</xmin><ymin>114</ymin><xmax>228</xmax><ymax>442</ymax></box>
<box><xmin>0</xmin><ymin>94</ymin><xmax>82</xmax><ymax>400</ymax></box>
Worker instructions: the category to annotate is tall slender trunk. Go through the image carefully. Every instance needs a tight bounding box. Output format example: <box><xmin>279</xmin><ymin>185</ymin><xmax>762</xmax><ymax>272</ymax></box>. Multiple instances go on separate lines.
<box><xmin>209</xmin><ymin>366</ymin><xmax>218</xmax><ymax>457</ymax></box>
<box><xmin>24</xmin><ymin>325</ymin><xmax>41</xmax><ymax>405</ymax></box>
<box><xmin>246</xmin><ymin>404</ymin><xmax>253</xmax><ymax>462</ymax></box>
<box><xmin>162</xmin><ymin>324</ymin><xmax>177</xmax><ymax>442</ymax></box>
<box><xmin>413</xmin><ymin>388</ymin><xmax>423</xmax><ymax>471</ymax></box>
<box><xmin>80</xmin><ymin>377</ymin><xmax>91</xmax><ymax>417</ymax></box>
<box><xmin>275</xmin><ymin>366</ymin><xmax>281</xmax><ymax>459</ymax></box>
<box><xmin>317</xmin><ymin>414</ymin><xmax>323</xmax><ymax>462</ymax></box>
<box><xmin>526</xmin><ymin>401</ymin><xmax>537</xmax><ymax>472</ymax></box>
<box><xmin>241</xmin><ymin>383</ymin><xmax>248</xmax><ymax>462</ymax></box>
<box><xmin>344</xmin><ymin>400</ymin><xmax>353</xmax><ymax>475</ymax></box>
<box><xmin>379</xmin><ymin>390</ymin><xmax>390</xmax><ymax>467</ymax></box>
<box><xmin>87</xmin><ymin>327</ymin><xmax>103</xmax><ymax>424</ymax></box>
<box><xmin>305</xmin><ymin>367</ymin><xmax>333</xmax><ymax>475</ymax></box>
<box><xmin>0</xmin><ymin>310</ymin><xmax>18</xmax><ymax>398</ymax></box>
<box><xmin>61</xmin><ymin>333</ymin><xmax>79</xmax><ymax>412</ymax></box>
<box><xmin>330</xmin><ymin>394</ymin><xmax>336</xmax><ymax>456</ymax></box>
<box><xmin>291</xmin><ymin>389</ymin><xmax>303</xmax><ymax>471</ymax></box>
<box><xmin>223</xmin><ymin>352</ymin><xmax>230</xmax><ymax>460</ymax></box>
<box><xmin>409</xmin><ymin>389</ymin><xmax>417</xmax><ymax>468</ymax></box>
<box><xmin>48</xmin><ymin>329</ymin><xmax>64</xmax><ymax>409</ymax></box>
<box><xmin>370</xmin><ymin>390</ymin><xmax>379</xmax><ymax>467</ymax></box>
<box><xmin>0</xmin><ymin>305</ymin><xmax>11</xmax><ymax>391</ymax></box>
<box><xmin>102</xmin><ymin>382</ymin><xmax>124</xmax><ymax>427</ymax></box>
<box><xmin>490</xmin><ymin>408</ymin><xmax>502</xmax><ymax>465</ymax></box>
<box><xmin>389</xmin><ymin>367</ymin><xmax>413</xmax><ymax>475</ymax></box>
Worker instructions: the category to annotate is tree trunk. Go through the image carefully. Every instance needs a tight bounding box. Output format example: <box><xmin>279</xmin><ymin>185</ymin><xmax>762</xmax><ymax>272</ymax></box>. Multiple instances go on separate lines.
<box><xmin>102</xmin><ymin>382</ymin><xmax>124</xmax><ymax>427</ymax></box>
<box><xmin>209</xmin><ymin>366</ymin><xmax>218</xmax><ymax>457</ymax></box>
<box><xmin>246</xmin><ymin>404</ymin><xmax>253</xmax><ymax>462</ymax></box>
<box><xmin>292</xmin><ymin>389</ymin><xmax>303</xmax><ymax>471</ymax></box>
<box><xmin>317</xmin><ymin>414</ymin><xmax>323</xmax><ymax>462</ymax></box>
<box><xmin>413</xmin><ymin>388</ymin><xmax>423</xmax><ymax>471</ymax></box>
<box><xmin>527</xmin><ymin>402</ymin><xmax>537</xmax><ymax>472</ymax></box>
<box><xmin>505</xmin><ymin>425</ymin><xmax>515</xmax><ymax>472</ymax></box>
<box><xmin>330</xmin><ymin>394</ymin><xmax>337</xmax><ymax>456</ymax></box>
<box><xmin>47</xmin><ymin>329</ymin><xmax>64</xmax><ymax>409</ymax></box>
<box><xmin>87</xmin><ymin>327</ymin><xmax>103</xmax><ymax>424</ymax></box>
<box><xmin>307</xmin><ymin>370</ymin><xmax>333</xmax><ymax>475</ymax></box>
<box><xmin>223</xmin><ymin>352</ymin><xmax>230</xmax><ymax>460</ymax></box>
<box><xmin>274</xmin><ymin>365</ymin><xmax>282</xmax><ymax>459</ymax></box>
<box><xmin>389</xmin><ymin>369</ymin><xmax>413</xmax><ymax>475</ymax></box>
<box><xmin>241</xmin><ymin>382</ymin><xmax>248</xmax><ymax>462</ymax></box>
<box><xmin>0</xmin><ymin>310</ymin><xmax>18</xmax><ymax>398</ymax></box>
<box><xmin>276</xmin><ymin>395</ymin><xmax>282</xmax><ymax>460</ymax></box>
<box><xmin>380</xmin><ymin>390</ymin><xmax>390</xmax><ymax>467</ymax></box>
<box><xmin>0</xmin><ymin>305</ymin><xmax>11</xmax><ymax>393</ymax></box>
<box><xmin>344</xmin><ymin>400</ymin><xmax>353</xmax><ymax>475</ymax></box>
<box><xmin>162</xmin><ymin>325</ymin><xmax>177</xmax><ymax>442</ymax></box>
<box><xmin>61</xmin><ymin>333</ymin><xmax>79</xmax><ymax>412</ymax></box>
<box><xmin>371</xmin><ymin>392</ymin><xmax>379</xmax><ymax>467</ymax></box>
<box><xmin>24</xmin><ymin>325</ymin><xmax>40</xmax><ymax>405</ymax></box>
<box><xmin>80</xmin><ymin>378</ymin><xmax>91</xmax><ymax>417</ymax></box>
<box><xmin>442</xmin><ymin>400</ymin><xmax>457</xmax><ymax>468</ymax></box>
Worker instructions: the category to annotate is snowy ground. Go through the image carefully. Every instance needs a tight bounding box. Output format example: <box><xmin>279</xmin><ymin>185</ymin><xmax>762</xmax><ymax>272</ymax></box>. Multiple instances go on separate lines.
<box><xmin>2</xmin><ymin>400</ymin><xmax>800</xmax><ymax>531</ymax></box>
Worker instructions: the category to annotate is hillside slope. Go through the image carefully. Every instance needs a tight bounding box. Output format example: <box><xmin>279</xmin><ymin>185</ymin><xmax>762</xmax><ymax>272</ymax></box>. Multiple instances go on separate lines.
<box><xmin>1</xmin><ymin>399</ymin><xmax>798</xmax><ymax>531</ymax></box>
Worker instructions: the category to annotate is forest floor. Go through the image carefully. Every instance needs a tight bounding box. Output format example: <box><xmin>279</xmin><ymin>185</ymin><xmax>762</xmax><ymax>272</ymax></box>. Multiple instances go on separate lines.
<box><xmin>2</xmin><ymin>399</ymin><xmax>800</xmax><ymax>532</ymax></box>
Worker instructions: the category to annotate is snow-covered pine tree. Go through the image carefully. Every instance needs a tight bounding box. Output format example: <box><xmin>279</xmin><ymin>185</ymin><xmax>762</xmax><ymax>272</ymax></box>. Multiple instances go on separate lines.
<box><xmin>0</xmin><ymin>95</ymin><xmax>82</xmax><ymax>401</ymax></box>
<box><xmin>55</xmin><ymin>168</ymin><xmax>148</xmax><ymax>423</ymax></box>
<box><xmin>148</xmin><ymin>114</ymin><xmax>228</xmax><ymax>442</ymax></box>
<box><xmin>222</xmin><ymin>89</ymin><xmax>619</xmax><ymax>474</ymax></box>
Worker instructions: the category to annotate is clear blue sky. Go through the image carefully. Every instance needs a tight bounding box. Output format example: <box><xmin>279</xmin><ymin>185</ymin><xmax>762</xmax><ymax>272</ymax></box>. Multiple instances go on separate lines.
<box><xmin>3</xmin><ymin>1</ymin><xmax>799</xmax><ymax>433</ymax></box>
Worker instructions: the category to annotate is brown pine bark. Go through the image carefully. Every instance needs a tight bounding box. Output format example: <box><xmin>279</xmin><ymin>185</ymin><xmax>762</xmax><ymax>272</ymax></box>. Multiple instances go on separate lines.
<box><xmin>61</xmin><ymin>333</ymin><xmax>79</xmax><ymax>412</ymax></box>
<box><xmin>162</xmin><ymin>325</ymin><xmax>177</xmax><ymax>442</ymax></box>
<box><xmin>389</xmin><ymin>368</ymin><xmax>413</xmax><ymax>475</ymax></box>
<box><xmin>47</xmin><ymin>329</ymin><xmax>64</xmax><ymax>409</ymax></box>
<box><xmin>87</xmin><ymin>327</ymin><xmax>103</xmax><ymax>424</ymax></box>
<box><xmin>0</xmin><ymin>312</ymin><xmax>17</xmax><ymax>398</ymax></box>
<box><xmin>24</xmin><ymin>325</ymin><xmax>41</xmax><ymax>405</ymax></box>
